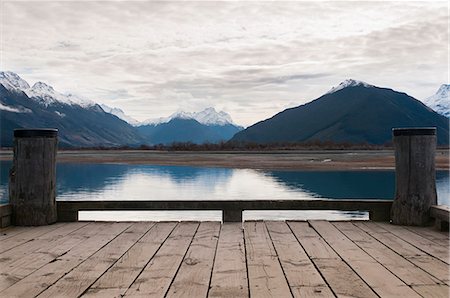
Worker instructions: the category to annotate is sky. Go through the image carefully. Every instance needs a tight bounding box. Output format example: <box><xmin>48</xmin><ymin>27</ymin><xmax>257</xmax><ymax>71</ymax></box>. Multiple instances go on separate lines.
<box><xmin>1</xmin><ymin>0</ymin><xmax>448</xmax><ymax>127</ymax></box>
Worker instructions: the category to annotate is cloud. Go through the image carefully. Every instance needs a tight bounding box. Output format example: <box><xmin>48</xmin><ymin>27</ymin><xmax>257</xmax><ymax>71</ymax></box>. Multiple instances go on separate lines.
<box><xmin>2</xmin><ymin>1</ymin><xmax>448</xmax><ymax>126</ymax></box>
<box><xmin>0</xmin><ymin>103</ymin><xmax>32</xmax><ymax>113</ymax></box>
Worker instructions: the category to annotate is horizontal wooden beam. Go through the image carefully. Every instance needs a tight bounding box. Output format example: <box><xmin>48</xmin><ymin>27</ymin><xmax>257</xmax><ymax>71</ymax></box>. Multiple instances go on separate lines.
<box><xmin>430</xmin><ymin>205</ymin><xmax>449</xmax><ymax>231</ymax></box>
<box><xmin>57</xmin><ymin>199</ymin><xmax>392</xmax><ymax>222</ymax></box>
<box><xmin>430</xmin><ymin>205</ymin><xmax>450</xmax><ymax>220</ymax></box>
<box><xmin>0</xmin><ymin>204</ymin><xmax>12</xmax><ymax>228</ymax></box>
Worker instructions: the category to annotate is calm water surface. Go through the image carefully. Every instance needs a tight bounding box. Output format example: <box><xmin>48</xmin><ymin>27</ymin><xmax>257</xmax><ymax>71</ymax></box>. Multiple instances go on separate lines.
<box><xmin>1</xmin><ymin>161</ymin><xmax>448</xmax><ymax>220</ymax></box>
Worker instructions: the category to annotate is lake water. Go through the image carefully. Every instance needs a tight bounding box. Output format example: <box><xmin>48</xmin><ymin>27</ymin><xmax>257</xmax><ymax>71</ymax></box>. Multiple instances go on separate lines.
<box><xmin>0</xmin><ymin>161</ymin><xmax>448</xmax><ymax>221</ymax></box>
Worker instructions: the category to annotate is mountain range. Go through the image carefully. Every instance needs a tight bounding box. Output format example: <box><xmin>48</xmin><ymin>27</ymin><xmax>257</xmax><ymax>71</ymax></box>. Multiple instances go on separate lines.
<box><xmin>0</xmin><ymin>71</ymin><xmax>243</xmax><ymax>147</ymax></box>
<box><xmin>137</xmin><ymin>108</ymin><xmax>243</xmax><ymax>145</ymax></box>
<box><xmin>231</xmin><ymin>79</ymin><xmax>449</xmax><ymax>145</ymax></box>
<box><xmin>0</xmin><ymin>71</ymin><xmax>448</xmax><ymax>147</ymax></box>
<box><xmin>0</xmin><ymin>72</ymin><xmax>143</xmax><ymax>147</ymax></box>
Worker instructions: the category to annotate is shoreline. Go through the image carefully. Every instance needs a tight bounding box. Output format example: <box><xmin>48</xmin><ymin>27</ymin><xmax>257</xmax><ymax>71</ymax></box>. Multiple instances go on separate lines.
<box><xmin>1</xmin><ymin>149</ymin><xmax>448</xmax><ymax>171</ymax></box>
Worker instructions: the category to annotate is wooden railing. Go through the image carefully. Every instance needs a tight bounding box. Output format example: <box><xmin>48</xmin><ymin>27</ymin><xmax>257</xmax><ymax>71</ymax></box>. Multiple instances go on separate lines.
<box><xmin>0</xmin><ymin>204</ymin><xmax>12</xmax><ymax>228</ymax></box>
<box><xmin>56</xmin><ymin>199</ymin><xmax>393</xmax><ymax>222</ymax></box>
<box><xmin>4</xmin><ymin>201</ymin><xmax>449</xmax><ymax>227</ymax></box>
<box><xmin>431</xmin><ymin>205</ymin><xmax>450</xmax><ymax>230</ymax></box>
<box><xmin>2</xmin><ymin>127</ymin><xmax>445</xmax><ymax>229</ymax></box>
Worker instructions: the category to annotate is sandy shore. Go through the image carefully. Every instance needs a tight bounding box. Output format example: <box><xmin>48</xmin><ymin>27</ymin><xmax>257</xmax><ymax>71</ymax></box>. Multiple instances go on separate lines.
<box><xmin>1</xmin><ymin>149</ymin><xmax>448</xmax><ymax>170</ymax></box>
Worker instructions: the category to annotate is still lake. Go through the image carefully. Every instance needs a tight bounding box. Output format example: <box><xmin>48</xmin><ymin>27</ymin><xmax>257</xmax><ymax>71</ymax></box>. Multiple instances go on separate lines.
<box><xmin>0</xmin><ymin>161</ymin><xmax>448</xmax><ymax>221</ymax></box>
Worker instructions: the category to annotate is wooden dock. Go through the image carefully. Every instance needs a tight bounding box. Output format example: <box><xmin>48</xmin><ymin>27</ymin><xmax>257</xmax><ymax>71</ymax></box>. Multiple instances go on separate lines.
<box><xmin>0</xmin><ymin>220</ymin><xmax>448</xmax><ymax>297</ymax></box>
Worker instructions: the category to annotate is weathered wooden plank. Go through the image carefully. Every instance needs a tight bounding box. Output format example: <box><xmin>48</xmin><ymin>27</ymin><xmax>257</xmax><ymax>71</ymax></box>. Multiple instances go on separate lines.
<box><xmin>0</xmin><ymin>222</ymin><xmax>66</xmax><ymax>254</ymax></box>
<box><xmin>404</xmin><ymin>225</ymin><xmax>449</xmax><ymax>247</ymax></box>
<box><xmin>309</xmin><ymin>221</ymin><xmax>370</xmax><ymax>262</ymax></box>
<box><xmin>0</xmin><ymin>222</ymin><xmax>88</xmax><ymax>268</ymax></box>
<box><xmin>266</xmin><ymin>221</ymin><xmax>333</xmax><ymax>297</ymax></box>
<box><xmin>244</xmin><ymin>221</ymin><xmax>292</xmax><ymax>298</ymax></box>
<box><xmin>124</xmin><ymin>222</ymin><xmax>199</xmax><ymax>297</ymax></box>
<box><xmin>0</xmin><ymin>223</ymin><xmax>89</xmax><ymax>292</ymax></box>
<box><xmin>310</xmin><ymin>220</ymin><xmax>421</xmax><ymax>297</ymax></box>
<box><xmin>354</xmin><ymin>222</ymin><xmax>427</xmax><ymax>256</ymax></box>
<box><xmin>313</xmin><ymin>259</ymin><xmax>378</xmax><ymax>298</ymax></box>
<box><xmin>37</xmin><ymin>222</ymin><xmax>153</xmax><ymax>298</ymax></box>
<box><xmin>166</xmin><ymin>222</ymin><xmax>220</xmax><ymax>298</ymax></box>
<box><xmin>334</xmin><ymin>221</ymin><xmax>440</xmax><ymax>286</ymax></box>
<box><xmin>412</xmin><ymin>284</ymin><xmax>450</xmax><ymax>297</ymax></box>
<box><xmin>355</xmin><ymin>222</ymin><xmax>450</xmax><ymax>285</ymax></box>
<box><xmin>0</xmin><ymin>222</ymin><xmax>92</xmax><ymax>290</ymax></box>
<box><xmin>407</xmin><ymin>256</ymin><xmax>450</xmax><ymax>285</ymax></box>
<box><xmin>349</xmin><ymin>260</ymin><xmax>422</xmax><ymax>297</ymax></box>
<box><xmin>0</xmin><ymin>222</ymin><xmax>131</xmax><ymax>298</ymax></box>
<box><xmin>208</xmin><ymin>223</ymin><xmax>248</xmax><ymax>298</ymax></box>
<box><xmin>0</xmin><ymin>226</ymin><xmax>27</xmax><ymax>241</ymax></box>
<box><xmin>287</xmin><ymin>221</ymin><xmax>339</xmax><ymax>260</ymax></box>
<box><xmin>376</xmin><ymin>222</ymin><xmax>449</xmax><ymax>264</ymax></box>
<box><xmin>288</xmin><ymin>221</ymin><xmax>378</xmax><ymax>298</ymax></box>
<box><xmin>82</xmin><ymin>222</ymin><xmax>176</xmax><ymax>298</ymax></box>
<box><xmin>291</xmin><ymin>286</ymin><xmax>336</xmax><ymax>297</ymax></box>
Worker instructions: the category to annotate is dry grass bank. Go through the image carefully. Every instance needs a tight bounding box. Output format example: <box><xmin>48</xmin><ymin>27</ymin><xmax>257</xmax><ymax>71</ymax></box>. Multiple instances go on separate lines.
<box><xmin>1</xmin><ymin>149</ymin><xmax>448</xmax><ymax>170</ymax></box>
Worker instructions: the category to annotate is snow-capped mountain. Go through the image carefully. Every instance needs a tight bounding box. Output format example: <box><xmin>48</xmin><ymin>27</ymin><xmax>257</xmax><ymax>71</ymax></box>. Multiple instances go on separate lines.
<box><xmin>0</xmin><ymin>71</ymin><xmax>30</xmax><ymax>91</ymax></box>
<box><xmin>138</xmin><ymin>108</ymin><xmax>243</xmax><ymax>144</ymax></box>
<box><xmin>0</xmin><ymin>71</ymin><xmax>144</xmax><ymax>147</ymax></box>
<box><xmin>100</xmin><ymin>104</ymin><xmax>141</xmax><ymax>126</ymax></box>
<box><xmin>142</xmin><ymin>107</ymin><xmax>237</xmax><ymax>126</ymax></box>
<box><xmin>232</xmin><ymin>79</ymin><xmax>449</xmax><ymax>145</ymax></box>
<box><xmin>193</xmin><ymin>107</ymin><xmax>235</xmax><ymax>126</ymax></box>
<box><xmin>326</xmin><ymin>79</ymin><xmax>373</xmax><ymax>94</ymax></box>
<box><xmin>423</xmin><ymin>84</ymin><xmax>449</xmax><ymax>117</ymax></box>
<box><xmin>0</xmin><ymin>71</ymin><xmax>243</xmax><ymax>146</ymax></box>
<box><xmin>26</xmin><ymin>82</ymin><xmax>94</xmax><ymax>107</ymax></box>
<box><xmin>0</xmin><ymin>71</ymin><xmax>94</xmax><ymax>107</ymax></box>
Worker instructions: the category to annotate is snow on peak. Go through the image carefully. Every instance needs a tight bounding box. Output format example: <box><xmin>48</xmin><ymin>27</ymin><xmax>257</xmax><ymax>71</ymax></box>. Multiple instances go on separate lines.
<box><xmin>32</xmin><ymin>81</ymin><xmax>55</xmax><ymax>92</ymax></box>
<box><xmin>0</xmin><ymin>71</ymin><xmax>30</xmax><ymax>91</ymax></box>
<box><xmin>25</xmin><ymin>81</ymin><xmax>94</xmax><ymax>107</ymax></box>
<box><xmin>193</xmin><ymin>107</ymin><xmax>235</xmax><ymax>126</ymax></box>
<box><xmin>327</xmin><ymin>79</ymin><xmax>373</xmax><ymax>94</ymax></box>
<box><xmin>435</xmin><ymin>84</ymin><xmax>450</xmax><ymax>98</ymax></box>
<box><xmin>142</xmin><ymin>107</ymin><xmax>237</xmax><ymax>126</ymax></box>
<box><xmin>100</xmin><ymin>104</ymin><xmax>141</xmax><ymax>126</ymax></box>
<box><xmin>423</xmin><ymin>84</ymin><xmax>449</xmax><ymax>117</ymax></box>
<box><xmin>0</xmin><ymin>71</ymin><xmax>95</xmax><ymax>107</ymax></box>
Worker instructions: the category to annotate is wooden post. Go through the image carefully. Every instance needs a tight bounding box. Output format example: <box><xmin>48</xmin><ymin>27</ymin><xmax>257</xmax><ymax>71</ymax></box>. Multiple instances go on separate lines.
<box><xmin>223</xmin><ymin>209</ymin><xmax>242</xmax><ymax>222</ymax></box>
<box><xmin>391</xmin><ymin>127</ymin><xmax>437</xmax><ymax>226</ymax></box>
<box><xmin>9</xmin><ymin>129</ymin><xmax>58</xmax><ymax>225</ymax></box>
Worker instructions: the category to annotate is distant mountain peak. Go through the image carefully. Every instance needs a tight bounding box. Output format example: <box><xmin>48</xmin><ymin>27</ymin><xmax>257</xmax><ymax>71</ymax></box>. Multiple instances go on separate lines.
<box><xmin>436</xmin><ymin>84</ymin><xmax>449</xmax><ymax>97</ymax></box>
<box><xmin>423</xmin><ymin>84</ymin><xmax>450</xmax><ymax>117</ymax></box>
<box><xmin>32</xmin><ymin>81</ymin><xmax>55</xmax><ymax>92</ymax></box>
<box><xmin>0</xmin><ymin>71</ymin><xmax>97</xmax><ymax>107</ymax></box>
<box><xmin>231</xmin><ymin>82</ymin><xmax>449</xmax><ymax>145</ymax></box>
<box><xmin>0</xmin><ymin>71</ymin><xmax>30</xmax><ymax>91</ymax></box>
<box><xmin>326</xmin><ymin>79</ymin><xmax>373</xmax><ymax>94</ymax></box>
<box><xmin>26</xmin><ymin>81</ymin><xmax>94</xmax><ymax>107</ymax></box>
<box><xmin>142</xmin><ymin>107</ymin><xmax>239</xmax><ymax>127</ymax></box>
<box><xmin>192</xmin><ymin>107</ymin><xmax>235</xmax><ymax>126</ymax></box>
<box><xmin>100</xmin><ymin>104</ymin><xmax>141</xmax><ymax>126</ymax></box>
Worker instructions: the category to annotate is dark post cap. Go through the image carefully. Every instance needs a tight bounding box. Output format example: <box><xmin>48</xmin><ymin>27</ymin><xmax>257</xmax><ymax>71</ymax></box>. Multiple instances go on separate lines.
<box><xmin>392</xmin><ymin>127</ymin><xmax>436</xmax><ymax>136</ymax></box>
<box><xmin>14</xmin><ymin>128</ymin><xmax>58</xmax><ymax>138</ymax></box>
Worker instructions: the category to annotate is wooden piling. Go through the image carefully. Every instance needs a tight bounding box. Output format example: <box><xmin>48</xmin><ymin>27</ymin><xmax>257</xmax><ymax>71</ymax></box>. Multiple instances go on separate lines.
<box><xmin>391</xmin><ymin>127</ymin><xmax>437</xmax><ymax>226</ymax></box>
<box><xmin>9</xmin><ymin>129</ymin><xmax>58</xmax><ymax>225</ymax></box>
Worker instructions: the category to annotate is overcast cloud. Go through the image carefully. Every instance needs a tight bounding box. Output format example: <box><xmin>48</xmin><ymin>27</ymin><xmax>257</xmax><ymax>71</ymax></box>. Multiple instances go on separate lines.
<box><xmin>1</xmin><ymin>1</ymin><xmax>448</xmax><ymax>126</ymax></box>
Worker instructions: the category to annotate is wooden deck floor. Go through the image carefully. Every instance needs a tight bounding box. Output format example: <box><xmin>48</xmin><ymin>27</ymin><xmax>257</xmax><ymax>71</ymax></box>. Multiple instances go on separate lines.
<box><xmin>0</xmin><ymin>221</ymin><xmax>448</xmax><ymax>298</ymax></box>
